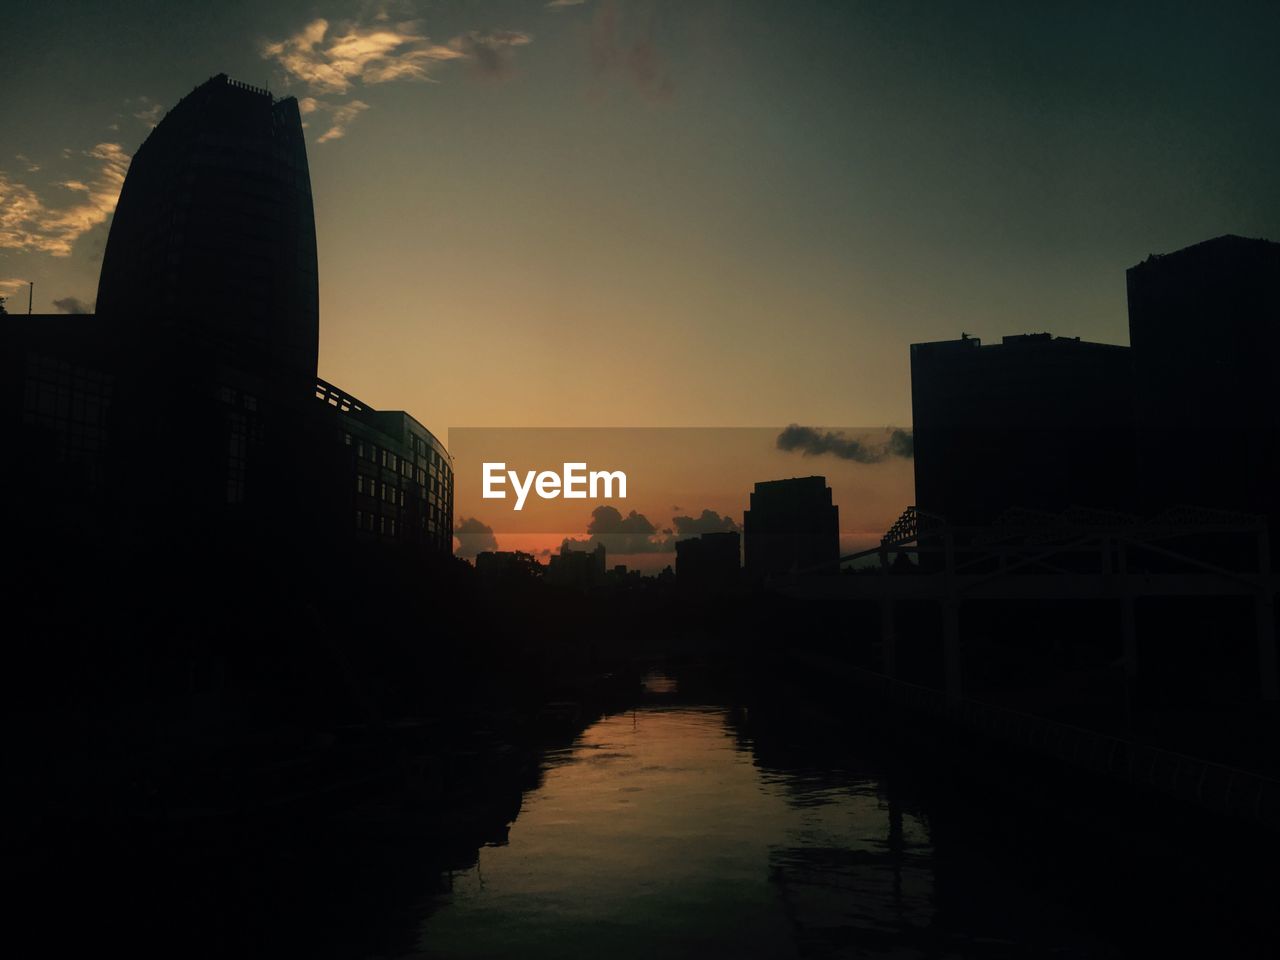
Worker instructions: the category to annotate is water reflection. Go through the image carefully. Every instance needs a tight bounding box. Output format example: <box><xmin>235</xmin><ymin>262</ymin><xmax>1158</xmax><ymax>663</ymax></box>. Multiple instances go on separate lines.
<box><xmin>414</xmin><ymin>705</ymin><xmax>940</xmax><ymax>959</ymax></box>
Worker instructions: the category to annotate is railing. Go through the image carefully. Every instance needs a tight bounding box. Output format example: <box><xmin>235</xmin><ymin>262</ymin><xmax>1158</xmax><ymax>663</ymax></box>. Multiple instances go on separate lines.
<box><xmin>316</xmin><ymin>377</ymin><xmax>367</xmax><ymax>413</ymax></box>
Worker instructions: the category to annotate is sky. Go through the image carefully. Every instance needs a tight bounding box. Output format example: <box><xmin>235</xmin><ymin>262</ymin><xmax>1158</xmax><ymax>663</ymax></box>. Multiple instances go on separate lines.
<box><xmin>4</xmin><ymin>0</ymin><xmax>1280</xmax><ymax>559</ymax></box>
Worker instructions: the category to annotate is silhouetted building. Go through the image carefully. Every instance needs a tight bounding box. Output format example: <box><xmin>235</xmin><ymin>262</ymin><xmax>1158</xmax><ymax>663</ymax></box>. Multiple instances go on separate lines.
<box><xmin>744</xmin><ymin>477</ymin><xmax>839</xmax><ymax>577</ymax></box>
<box><xmin>2</xmin><ymin>74</ymin><xmax>453</xmax><ymax>559</ymax></box>
<box><xmin>1128</xmin><ymin>235</ymin><xmax>1280</xmax><ymax>523</ymax></box>
<box><xmin>97</xmin><ymin>74</ymin><xmax>319</xmax><ymax>384</ymax></box>
<box><xmin>546</xmin><ymin>543</ymin><xmax>607</xmax><ymax>590</ymax></box>
<box><xmin>675</xmin><ymin>531</ymin><xmax>741</xmax><ymax>590</ymax></box>
<box><xmin>474</xmin><ymin>550</ymin><xmax>542</xmax><ymax>582</ymax></box>
<box><xmin>910</xmin><ymin>333</ymin><xmax>1135</xmax><ymax>524</ymax></box>
<box><xmin>318</xmin><ymin>380</ymin><xmax>454</xmax><ymax>552</ymax></box>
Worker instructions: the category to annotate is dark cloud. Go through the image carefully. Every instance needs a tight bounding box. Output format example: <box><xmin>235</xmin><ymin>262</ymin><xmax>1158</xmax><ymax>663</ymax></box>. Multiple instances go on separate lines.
<box><xmin>776</xmin><ymin>425</ymin><xmax>915</xmax><ymax>463</ymax></box>
<box><xmin>887</xmin><ymin>428</ymin><xmax>913</xmax><ymax>458</ymax></box>
<box><xmin>454</xmin><ymin>516</ymin><xmax>498</xmax><ymax>559</ymax></box>
<box><xmin>452</xmin><ymin>30</ymin><xmax>534</xmax><ymax>79</ymax></box>
<box><xmin>672</xmin><ymin>508</ymin><xmax>740</xmax><ymax>536</ymax></box>
<box><xmin>53</xmin><ymin>295</ymin><xmax>92</xmax><ymax>314</ymax></box>
<box><xmin>560</xmin><ymin>504</ymin><xmax>673</xmax><ymax>555</ymax></box>
<box><xmin>587</xmin><ymin>504</ymin><xmax>671</xmax><ymax>553</ymax></box>
<box><xmin>589</xmin><ymin>0</ymin><xmax>674</xmax><ymax>103</ymax></box>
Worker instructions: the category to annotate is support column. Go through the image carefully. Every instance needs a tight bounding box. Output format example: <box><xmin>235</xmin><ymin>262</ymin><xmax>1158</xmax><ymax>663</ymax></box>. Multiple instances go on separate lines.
<box><xmin>943</xmin><ymin>529</ymin><xmax>961</xmax><ymax>703</ymax></box>
<box><xmin>1118</xmin><ymin>543</ymin><xmax>1137</xmax><ymax>677</ymax></box>
<box><xmin>944</xmin><ymin>598</ymin><xmax>961</xmax><ymax>703</ymax></box>
<box><xmin>1258</xmin><ymin>527</ymin><xmax>1278</xmax><ymax>702</ymax></box>
<box><xmin>880</xmin><ymin>594</ymin><xmax>897</xmax><ymax>679</ymax></box>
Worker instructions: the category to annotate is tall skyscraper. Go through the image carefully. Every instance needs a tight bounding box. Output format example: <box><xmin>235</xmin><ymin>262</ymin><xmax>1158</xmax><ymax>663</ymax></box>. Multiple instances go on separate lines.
<box><xmin>910</xmin><ymin>333</ymin><xmax>1135</xmax><ymax>524</ymax></box>
<box><xmin>96</xmin><ymin>74</ymin><xmax>319</xmax><ymax>382</ymax></box>
<box><xmin>1127</xmin><ymin>235</ymin><xmax>1280</xmax><ymax>523</ymax></box>
<box><xmin>5</xmin><ymin>74</ymin><xmax>453</xmax><ymax>558</ymax></box>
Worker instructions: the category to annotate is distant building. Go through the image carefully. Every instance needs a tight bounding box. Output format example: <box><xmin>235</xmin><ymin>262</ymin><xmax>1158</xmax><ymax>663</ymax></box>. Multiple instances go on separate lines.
<box><xmin>743</xmin><ymin>477</ymin><xmax>839</xmax><ymax>577</ymax></box>
<box><xmin>475</xmin><ymin>550</ymin><xmax>543</xmax><ymax>582</ymax></box>
<box><xmin>546</xmin><ymin>543</ymin><xmax>607</xmax><ymax>590</ymax></box>
<box><xmin>910</xmin><ymin>333</ymin><xmax>1135</xmax><ymax>524</ymax></box>
<box><xmin>1127</xmin><ymin>235</ymin><xmax>1280</xmax><ymax>523</ymax></box>
<box><xmin>675</xmin><ymin>531</ymin><xmax>741</xmax><ymax>590</ymax></box>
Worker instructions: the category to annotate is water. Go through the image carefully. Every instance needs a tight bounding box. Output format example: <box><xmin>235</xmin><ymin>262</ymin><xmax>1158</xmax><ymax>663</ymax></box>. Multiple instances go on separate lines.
<box><xmin>26</xmin><ymin>675</ymin><xmax>1277</xmax><ymax>958</ymax></box>
<box><xmin>410</xmin><ymin>697</ymin><xmax>1115</xmax><ymax>959</ymax></box>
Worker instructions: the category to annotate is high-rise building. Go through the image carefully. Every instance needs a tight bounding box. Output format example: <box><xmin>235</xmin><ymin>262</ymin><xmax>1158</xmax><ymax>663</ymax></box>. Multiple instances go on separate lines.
<box><xmin>743</xmin><ymin>477</ymin><xmax>839</xmax><ymax>577</ymax></box>
<box><xmin>96</xmin><ymin>74</ymin><xmax>319</xmax><ymax>382</ymax></box>
<box><xmin>1127</xmin><ymin>235</ymin><xmax>1280</xmax><ymax>522</ymax></box>
<box><xmin>3</xmin><ymin>74</ymin><xmax>453</xmax><ymax>558</ymax></box>
<box><xmin>910</xmin><ymin>333</ymin><xmax>1135</xmax><ymax>524</ymax></box>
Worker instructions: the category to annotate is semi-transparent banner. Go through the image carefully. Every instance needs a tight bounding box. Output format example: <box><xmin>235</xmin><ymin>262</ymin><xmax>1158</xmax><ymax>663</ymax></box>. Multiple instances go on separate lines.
<box><xmin>447</xmin><ymin>426</ymin><xmax>914</xmax><ymax>567</ymax></box>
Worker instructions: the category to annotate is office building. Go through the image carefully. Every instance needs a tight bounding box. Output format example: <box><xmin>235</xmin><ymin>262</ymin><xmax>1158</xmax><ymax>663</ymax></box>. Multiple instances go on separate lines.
<box><xmin>1127</xmin><ymin>235</ymin><xmax>1280</xmax><ymax>522</ymax></box>
<box><xmin>743</xmin><ymin>477</ymin><xmax>839</xmax><ymax>577</ymax></box>
<box><xmin>910</xmin><ymin>333</ymin><xmax>1135</xmax><ymax>524</ymax></box>
<box><xmin>675</xmin><ymin>531</ymin><xmax>741</xmax><ymax>590</ymax></box>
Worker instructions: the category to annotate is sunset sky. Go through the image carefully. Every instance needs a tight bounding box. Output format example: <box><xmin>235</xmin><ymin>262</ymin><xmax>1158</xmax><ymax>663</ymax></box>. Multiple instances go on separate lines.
<box><xmin>4</xmin><ymin>1</ymin><xmax>1280</xmax><ymax>557</ymax></box>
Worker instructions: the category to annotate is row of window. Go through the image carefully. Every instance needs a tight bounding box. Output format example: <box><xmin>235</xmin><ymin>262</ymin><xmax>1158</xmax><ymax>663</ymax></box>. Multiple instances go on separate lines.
<box><xmin>354</xmin><ymin>509</ymin><xmax>453</xmax><ymax>542</ymax></box>
<box><xmin>343</xmin><ymin>431</ymin><xmax>451</xmax><ymax>475</ymax></box>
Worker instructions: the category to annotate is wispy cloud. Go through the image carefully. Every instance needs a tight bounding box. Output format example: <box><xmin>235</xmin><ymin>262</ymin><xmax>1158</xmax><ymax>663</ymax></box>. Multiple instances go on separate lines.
<box><xmin>0</xmin><ymin>143</ymin><xmax>130</xmax><ymax>257</ymax></box>
<box><xmin>14</xmin><ymin>154</ymin><xmax>40</xmax><ymax>173</ymax></box>
<box><xmin>132</xmin><ymin>97</ymin><xmax>164</xmax><ymax>128</ymax></box>
<box><xmin>261</xmin><ymin>16</ymin><xmax>464</xmax><ymax>95</ymax></box>
<box><xmin>589</xmin><ymin>0</ymin><xmax>673</xmax><ymax>104</ymax></box>
<box><xmin>261</xmin><ymin>12</ymin><xmax>534</xmax><ymax>141</ymax></box>
<box><xmin>449</xmin><ymin>30</ymin><xmax>533</xmax><ymax>80</ymax></box>
<box><xmin>0</xmin><ymin>278</ymin><xmax>29</xmax><ymax>300</ymax></box>
<box><xmin>315</xmin><ymin>99</ymin><xmax>371</xmax><ymax>143</ymax></box>
<box><xmin>547</xmin><ymin>0</ymin><xmax>590</xmax><ymax>8</ymax></box>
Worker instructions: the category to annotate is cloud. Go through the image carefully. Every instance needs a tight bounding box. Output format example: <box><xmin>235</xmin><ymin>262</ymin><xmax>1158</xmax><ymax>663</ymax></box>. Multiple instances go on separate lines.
<box><xmin>14</xmin><ymin>154</ymin><xmax>40</xmax><ymax>173</ymax></box>
<box><xmin>0</xmin><ymin>278</ymin><xmax>28</xmax><ymax>310</ymax></box>
<box><xmin>776</xmin><ymin>425</ymin><xmax>915</xmax><ymax>463</ymax></box>
<box><xmin>53</xmin><ymin>296</ymin><xmax>93</xmax><ymax>314</ymax></box>
<box><xmin>589</xmin><ymin>0</ymin><xmax>673</xmax><ymax>104</ymax></box>
<box><xmin>454</xmin><ymin>516</ymin><xmax>499</xmax><ymax>559</ymax></box>
<box><xmin>132</xmin><ymin>97</ymin><xmax>164</xmax><ymax>128</ymax></box>
<box><xmin>0</xmin><ymin>143</ymin><xmax>129</xmax><ymax>257</ymax></box>
<box><xmin>561</xmin><ymin>504</ymin><xmax>674</xmax><ymax>555</ymax></box>
<box><xmin>314</xmin><ymin>99</ymin><xmax>371</xmax><ymax>143</ymax></box>
<box><xmin>672</xmin><ymin>508</ymin><xmax>740</xmax><ymax>537</ymax></box>
<box><xmin>547</xmin><ymin>0</ymin><xmax>589</xmax><ymax>8</ymax></box>
<box><xmin>261</xmin><ymin>16</ymin><xmax>467</xmax><ymax>95</ymax></box>
<box><xmin>449</xmin><ymin>30</ymin><xmax>533</xmax><ymax>80</ymax></box>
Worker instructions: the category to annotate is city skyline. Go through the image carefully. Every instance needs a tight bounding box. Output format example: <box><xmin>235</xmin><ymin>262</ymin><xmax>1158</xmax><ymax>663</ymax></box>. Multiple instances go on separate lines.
<box><xmin>5</xmin><ymin>1</ymin><xmax>1280</xmax><ymax>442</ymax></box>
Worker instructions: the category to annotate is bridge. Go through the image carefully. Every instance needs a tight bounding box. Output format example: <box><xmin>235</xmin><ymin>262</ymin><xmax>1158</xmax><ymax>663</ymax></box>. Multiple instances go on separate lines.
<box><xmin>774</xmin><ymin>504</ymin><xmax>1279</xmax><ymax>702</ymax></box>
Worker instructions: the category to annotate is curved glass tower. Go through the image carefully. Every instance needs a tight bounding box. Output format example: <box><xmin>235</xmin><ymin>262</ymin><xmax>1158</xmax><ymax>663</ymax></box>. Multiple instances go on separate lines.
<box><xmin>96</xmin><ymin>74</ymin><xmax>319</xmax><ymax>380</ymax></box>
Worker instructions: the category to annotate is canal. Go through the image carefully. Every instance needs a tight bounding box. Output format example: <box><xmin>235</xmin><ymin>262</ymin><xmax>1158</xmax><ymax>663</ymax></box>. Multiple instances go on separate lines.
<box><xmin>29</xmin><ymin>672</ymin><xmax>1279</xmax><ymax>958</ymax></box>
<box><xmin>403</xmin><ymin>673</ymin><xmax>1279</xmax><ymax>958</ymax></box>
